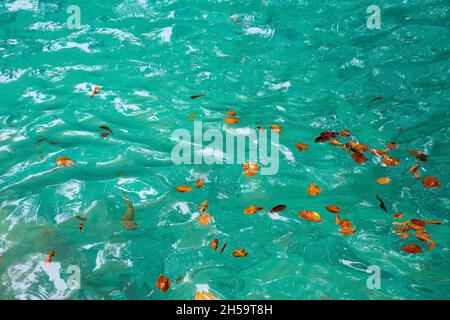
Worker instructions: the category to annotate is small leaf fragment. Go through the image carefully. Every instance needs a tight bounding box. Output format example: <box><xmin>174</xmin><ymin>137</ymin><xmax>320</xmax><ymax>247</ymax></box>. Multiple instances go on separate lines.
<box><xmin>270</xmin><ymin>205</ymin><xmax>286</xmax><ymax>213</ymax></box>
<box><xmin>299</xmin><ymin>210</ymin><xmax>322</xmax><ymax>222</ymax></box>
<box><xmin>232</xmin><ymin>249</ymin><xmax>248</xmax><ymax>257</ymax></box>
<box><xmin>243</xmin><ymin>205</ymin><xmax>263</xmax><ymax>214</ymax></box>
<box><xmin>156</xmin><ymin>275</ymin><xmax>171</xmax><ymax>293</ymax></box>
<box><xmin>176</xmin><ymin>186</ymin><xmax>193</xmax><ymax>193</ymax></box>
<box><xmin>307</xmin><ymin>183</ymin><xmax>321</xmax><ymax>196</ymax></box>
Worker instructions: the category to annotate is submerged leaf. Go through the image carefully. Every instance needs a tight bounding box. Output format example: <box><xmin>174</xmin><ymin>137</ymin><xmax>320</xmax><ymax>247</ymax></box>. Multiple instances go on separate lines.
<box><xmin>299</xmin><ymin>210</ymin><xmax>322</xmax><ymax>222</ymax></box>
<box><xmin>220</xmin><ymin>242</ymin><xmax>227</xmax><ymax>254</ymax></box>
<box><xmin>232</xmin><ymin>249</ymin><xmax>248</xmax><ymax>257</ymax></box>
<box><xmin>427</xmin><ymin>240</ymin><xmax>436</xmax><ymax>251</ymax></box>
<box><xmin>408</xmin><ymin>149</ymin><xmax>427</xmax><ymax>161</ymax></box>
<box><xmin>376</xmin><ymin>177</ymin><xmax>391</xmax><ymax>184</ymax></box>
<box><xmin>376</xmin><ymin>194</ymin><xmax>387</xmax><ymax>212</ymax></box>
<box><xmin>382</xmin><ymin>154</ymin><xmax>400</xmax><ymax>166</ymax></box>
<box><xmin>386</xmin><ymin>142</ymin><xmax>398</xmax><ymax>150</ymax></box>
<box><xmin>76</xmin><ymin>215</ymin><xmax>87</xmax><ymax>222</ymax></box>
<box><xmin>325</xmin><ymin>205</ymin><xmax>340</xmax><ymax>213</ymax></box>
<box><xmin>45</xmin><ymin>249</ymin><xmax>55</xmax><ymax>263</ymax></box>
<box><xmin>243</xmin><ymin>162</ymin><xmax>258</xmax><ymax>177</ymax></box>
<box><xmin>211</xmin><ymin>238</ymin><xmax>219</xmax><ymax>250</ymax></box>
<box><xmin>307</xmin><ymin>183</ymin><xmax>321</xmax><ymax>196</ymax></box>
<box><xmin>352</xmin><ymin>152</ymin><xmax>368</xmax><ymax>163</ymax></box>
<box><xmin>190</xmin><ymin>94</ymin><xmax>204</xmax><ymax>99</ymax></box>
<box><xmin>243</xmin><ymin>205</ymin><xmax>263</xmax><ymax>214</ymax></box>
<box><xmin>422</xmin><ymin>176</ymin><xmax>441</xmax><ymax>189</ymax></box>
<box><xmin>176</xmin><ymin>186</ymin><xmax>193</xmax><ymax>193</ymax></box>
<box><xmin>156</xmin><ymin>275</ymin><xmax>171</xmax><ymax>293</ymax></box>
<box><xmin>270</xmin><ymin>205</ymin><xmax>286</xmax><ymax>213</ymax></box>
<box><xmin>402</xmin><ymin>244</ymin><xmax>423</xmax><ymax>254</ymax></box>
<box><xmin>295</xmin><ymin>143</ymin><xmax>309</xmax><ymax>152</ymax></box>
<box><xmin>195</xmin><ymin>178</ymin><xmax>204</xmax><ymax>189</ymax></box>
<box><xmin>314</xmin><ymin>131</ymin><xmax>339</xmax><ymax>143</ymax></box>
<box><xmin>56</xmin><ymin>157</ymin><xmax>73</xmax><ymax>167</ymax></box>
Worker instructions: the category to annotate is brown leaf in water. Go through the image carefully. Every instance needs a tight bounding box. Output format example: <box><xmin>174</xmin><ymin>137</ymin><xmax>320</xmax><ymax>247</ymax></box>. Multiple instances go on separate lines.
<box><xmin>190</xmin><ymin>94</ymin><xmax>204</xmax><ymax>99</ymax></box>
<box><xmin>270</xmin><ymin>125</ymin><xmax>281</xmax><ymax>133</ymax></box>
<box><xmin>307</xmin><ymin>183</ymin><xmax>321</xmax><ymax>196</ymax></box>
<box><xmin>372</xmin><ymin>96</ymin><xmax>383</xmax><ymax>101</ymax></box>
<box><xmin>76</xmin><ymin>215</ymin><xmax>87</xmax><ymax>222</ymax></box>
<box><xmin>270</xmin><ymin>205</ymin><xmax>287</xmax><ymax>213</ymax></box>
<box><xmin>335</xmin><ymin>213</ymin><xmax>341</xmax><ymax>225</ymax></box>
<box><xmin>100</xmin><ymin>132</ymin><xmax>110</xmax><ymax>138</ymax></box>
<box><xmin>89</xmin><ymin>85</ymin><xmax>101</xmax><ymax>98</ymax></box>
<box><xmin>296</xmin><ymin>143</ymin><xmax>309</xmax><ymax>152</ymax></box>
<box><xmin>329</xmin><ymin>139</ymin><xmax>343</xmax><ymax>146</ymax></box>
<box><xmin>382</xmin><ymin>154</ymin><xmax>400</xmax><ymax>166</ymax></box>
<box><xmin>232</xmin><ymin>249</ymin><xmax>248</xmax><ymax>257</ymax></box>
<box><xmin>199</xmin><ymin>214</ymin><xmax>211</xmax><ymax>225</ymax></box>
<box><xmin>45</xmin><ymin>249</ymin><xmax>55</xmax><ymax>263</ymax></box>
<box><xmin>376</xmin><ymin>177</ymin><xmax>391</xmax><ymax>184</ymax></box>
<box><xmin>386</xmin><ymin>142</ymin><xmax>399</xmax><ymax>150</ymax></box>
<box><xmin>243</xmin><ymin>205</ymin><xmax>263</xmax><ymax>214</ymax></box>
<box><xmin>199</xmin><ymin>200</ymin><xmax>208</xmax><ymax>214</ymax></box>
<box><xmin>99</xmin><ymin>125</ymin><xmax>112</xmax><ymax>133</ymax></box>
<box><xmin>348</xmin><ymin>141</ymin><xmax>369</xmax><ymax>153</ymax></box>
<box><xmin>314</xmin><ymin>131</ymin><xmax>339</xmax><ymax>143</ymax></box>
<box><xmin>352</xmin><ymin>152</ymin><xmax>368</xmax><ymax>163</ymax></box>
<box><xmin>37</xmin><ymin>138</ymin><xmax>47</xmax><ymax>144</ymax></box>
<box><xmin>325</xmin><ymin>205</ymin><xmax>340</xmax><ymax>213</ymax></box>
<box><xmin>427</xmin><ymin>240</ymin><xmax>436</xmax><ymax>251</ymax></box>
<box><xmin>422</xmin><ymin>176</ymin><xmax>441</xmax><ymax>189</ymax></box>
<box><xmin>339</xmin><ymin>219</ymin><xmax>355</xmax><ymax>235</ymax></box>
<box><xmin>402</xmin><ymin>244</ymin><xmax>423</xmax><ymax>254</ymax></box>
<box><xmin>156</xmin><ymin>275</ymin><xmax>171</xmax><ymax>293</ymax></box>
<box><xmin>211</xmin><ymin>238</ymin><xmax>219</xmax><ymax>250</ymax></box>
<box><xmin>220</xmin><ymin>242</ymin><xmax>227</xmax><ymax>254</ymax></box>
<box><xmin>56</xmin><ymin>156</ymin><xmax>73</xmax><ymax>167</ymax></box>
<box><xmin>339</xmin><ymin>129</ymin><xmax>350</xmax><ymax>137</ymax></box>
<box><xmin>195</xmin><ymin>178</ymin><xmax>204</xmax><ymax>189</ymax></box>
<box><xmin>223</xmin><ymin>117</ymin><xmax>240</xmax><ymax>124</ymax></box>
<box><xmin>409</xmin><ymin>218</ymin><xmax>426</xmax><ymax>231</ymax></box>
<box><xmin>407</xmin><ymin>164</ymin><xmax>420</xmax><ymax>174</ymax></box>
<box><xmin>393</xmin><ymin>212</ymin><xmax>404</xmax><ymax>219</ymax></box>
<box><xmin>175</xmin><ymin>186</ymin><xmax>192</xmax><ymax>193</ymax></box>
<box><xmin>408</xmin><ymin>149</ymin><xmax>427</xmax><ymax>161</ymax></box>
<box><xmin>79</xmin><ymin>223</ymin><xmax>84</xmax><ymax>232</ymax></box>
<box><xmin>376</xmin><ymin>194</ymin><xmax>387</xmax><ymax>212</ymax></box>
<box><xmin>226</xmin><ymin>110</ymin><xmax>236</xmax><ymax>117</ymax></box>
<box><xmin>424</xmin><ymin>220</ymin><xmax>443</xmax><ymax>225</ymax></box>
<box><xmin>394</xmin><ymin>227</ymin><xmax>411</xmax><ymax>232</ymax></box>
<box><xmin>299</xmin><ymin>210</ymin><xmax>322</xmax><ymax>222</ymax></box>
<box><xmin>243</xmin><ymin>162</ymin><xmax>258</xmax><ymax>177</ymax></box>
<box><xmin>175</xmin><ymin>274</ymin><xmax>184</xmax><ymax>284</ymax></box>
<box><xmin>371</xmin><ymin>149</ymin><xmax>389</xmax><ymax>156</ymax></box>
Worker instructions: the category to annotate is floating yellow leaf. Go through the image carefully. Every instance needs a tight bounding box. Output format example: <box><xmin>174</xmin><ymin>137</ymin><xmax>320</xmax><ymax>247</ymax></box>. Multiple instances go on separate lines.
<box><xmin>299</xmin><ymin>210</ymin><xmax>322</xmax><ymax>222</ymax></box>
<box><xmin>243</xmin><ymin>162</ymin><xmax>258</xmax><ymax>177</ymax></box>
<box><xmin>176</xmin><ymin>186</ymin><xmax>192</xmax><ymax>193</ymax></box>
<box><xmin>243</xmin><ymin>205</ymin><xmax>263</xmax><ymax>214</ymax></box>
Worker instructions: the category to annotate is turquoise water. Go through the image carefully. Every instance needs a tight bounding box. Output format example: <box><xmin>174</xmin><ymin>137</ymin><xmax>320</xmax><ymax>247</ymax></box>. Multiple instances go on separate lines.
<box><xmin>1</xmin><ymin>0</ymin><xmax>450</xmax><ymax>300</ymax></box>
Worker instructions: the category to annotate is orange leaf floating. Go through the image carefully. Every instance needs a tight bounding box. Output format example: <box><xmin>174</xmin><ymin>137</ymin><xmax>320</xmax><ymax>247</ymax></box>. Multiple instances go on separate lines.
<box><xmin>376</xmin><ymin>194</ymin><xmax>387</xmax><ymax>212</ymax></box>
<box><xmin>307</xmin><ymin>183</ymin><xmax>321</xmax><ymax>196</ymax></box>
<box><xmin>45</xmin><ymin>249</ymin><xmax>55</xmax><ymax>263</ymax></box>
<box><xmin>394</xmin><ymin>227</ymin><xmax>411</xmax><ymax>232</ymax></box>
<box><xmin>190</xmin><ymin>94</ymin><xmax>204</xmax><ymax>99</ymax></box>
<box><xmin>352</xmin><ymin>152</ymin><xmax>368</xmax><ymax>163</ymax></box>
<box><xmin>299</xmin><ymin>210</ymin><xmax>322</xmax><ymax>222</ymax></box>
<box><xmin>416</xmin><ymin>231</ymin><xmax>431</xmax><ymax>243</ymax></box>
<box><xmin>175</xmin><ymin>274</ymin><xmax>185</xmax><ymax>284</ymax></box>
<box><xmin>79</xmin><ymin>223</ymin><xmax>84</xmax><ymax>232</ymax></box>
<box><xmin>393</xmin><ymin>212</ymin><xmax>404</xmax><ymax>219</ymax></box>
<box><xmin>348</xmin><ymin>141</ymin><xmax>369</xmax><ymax>153</ymax></box>
<box><xmin>339</xmin><ymin>219</ymin><xmax>355</xmax><ymax>235</ymax></box>
<box><xmin>371</xmin><ymin>149</ymin><xmax>389</xmax><ymax>156</ymax></box>
<box><xmin>314</xmin><ymin>131</ymin><xmax>339</xmax><ymax>143</ymax></box>
<box><xmin>296</xmin><ymin>143</ymin><xmax>309</xmax><ymax>152</ymax></box>
<box><xmin>329</xmin><ymin>139</ymin><xmax>343</xmax><ymax>146</ymax></box>
<box><xmin>396</xmin><ymin>233</ymin><xmax>411</xmax><ymax>238</ymax></box>
<box><xmin>339</xmin><ymin>129</ymin><xmax>350</xmax><ymax>137</ymax></box>
<box><xmin>56</xmin><ymin>156</ymin><xmax>73</xmax><ymax>167</ymax></box>
<box><xmin>211</xmin><ymin>238</ymin><xmax>219</xmax><ymax>250</ymax></box>
<box><xmin>408</xmin><ymin>148</ymin><xmax>427</xmax><ymax>161</ymax></box>
<box><xmin>407</xmin><ymin>164</ymin><xmax>420</xmax><ymax>174</ymax></box>
<box><xmin>195</xmin><ymin>290</ymin><xmax>218</xmax><ymax>300</ymax></box>
<box><xmin>427</xmin><ymin>240</ymin><xmax>436</xmax><ymax>251</ymax></box>
<box><xmin>156</xmin><ymin>275</ymin><xmax>171</xmax><ymax>293</ymax></box>
<box><xmin>188</xmin><ymin>114</ymin><xmax>197</xmax><ymax>120</ymax></box>
<box><xmin>199</xmin><ymin>200</ymin><xmax>208</xmax><ymax>214</ymax></box>
<box><xmin>270</xmin><ymin>205</ymin><xmax>286</xmax><ymax>213</ymax></box>
<box><xmin>422</xmin><ymin>176</ymin><xmax>441</xmax><ymax>189</ymax></box>
<box><xmin>402</xmin><ymin>244</ymin><xmax>423</xmax><ymax>254</ymax></box>
<box><xmin>243</xmin><ymin>162</ymin><xmax>258</xmax><ymax>177</ymax></box>
<box><xmin>325</xmin><ymin>205</ymin><xmax>340</xmax><ymax>213</ymax></box>
<box><xmin>386</xmin><ymin>142</ymin><xmax>398</xmax><ymax>150</ymax></box>
<box><xmin>243</xmin><ymin>205</ymin><xmax>263</xmax><ymax>215</ymax></box>
<box><xmin>226</xmin><ymin>110</ymin><xmax>236</xmax><ymax>117</ymax></box>
<box><xmin>382</xmin><ymin>154</ymin><xmax>400</xmax><ymax>166</ymax></box>
<box><xmin>409</xmin><ymin>219</ymin><xmax>426</xmax><ymax>231</ymax></box>
<box><xmin>199</xmin><ymin>213</ymin><xmax>211</xmax><ymax>225</ymax></box>
<box><xmin>270</xmin><ymin>125</ymin><xmax>281</xmax><ymax>133</ymax></box>
<box><xmin>89</xmin><ymin>85</ymin><xmax>101</xmax><ymax>98</ymax></box>
<box><xmin>195</xmin><ymin>178</ymin><xmax>204</xmax><ymax>189</ymax></box>
<box><xmin>232</xmin><ymin>249</ymin><xmax>248</xmax><ymax>257</ymax></box>
<box><xmin>376</xmin><ymin>177</ymin><xmax>391</xmax><ymax>184</ymax></box>
<box><xmin>175</xmin><ymin>186</ymin><xmax>192</xmax><ymax>193</ymax></box>
<box><xmin>223</xmin><ymin>117</ymin><xmax>240</xmax><ymax>124</ymax></box>
<box><xmin>220</xmin><ymin>242</ymin><xmax>227</xmax><ymax>254</ymax></box>
<box><xmin>424</xmin><ymin>220</ymin><xmax>443</xmax><ymax>225</ymax></box>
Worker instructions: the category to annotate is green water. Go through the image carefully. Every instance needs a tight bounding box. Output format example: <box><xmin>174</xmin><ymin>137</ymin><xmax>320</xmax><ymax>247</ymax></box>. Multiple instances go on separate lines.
<box><xmin>0</xmin><ymin>0</ymin><xmax>449</xmax><ymax>300</ymax></box>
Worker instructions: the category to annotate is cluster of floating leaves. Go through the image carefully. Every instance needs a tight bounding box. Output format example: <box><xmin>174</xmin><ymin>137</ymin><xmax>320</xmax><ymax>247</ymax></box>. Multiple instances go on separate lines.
<box><xmin>41</xmin><ymin>91</ymin><xmax>445</xmax><ymax>298</ymax></box>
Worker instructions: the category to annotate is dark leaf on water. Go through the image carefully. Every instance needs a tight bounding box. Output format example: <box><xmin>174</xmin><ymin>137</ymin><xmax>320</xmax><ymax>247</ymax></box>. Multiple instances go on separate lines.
<box><xmin>376</xmin><ymin>194</ymin><xmax>387</xmax><ymax>212</ymax></box>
